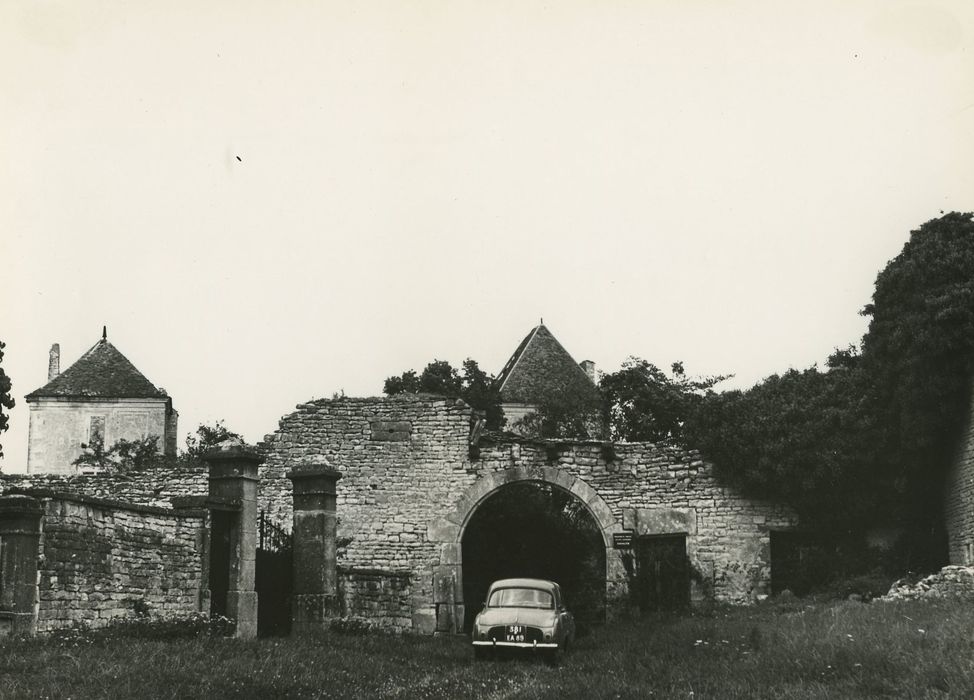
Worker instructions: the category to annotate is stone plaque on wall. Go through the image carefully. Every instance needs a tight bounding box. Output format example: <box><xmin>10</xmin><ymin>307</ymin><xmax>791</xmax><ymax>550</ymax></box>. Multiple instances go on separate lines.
<box><xmin>369</xmin><ymin>420</ymin><xmax>412</xmax><ymax>442</ymax></box>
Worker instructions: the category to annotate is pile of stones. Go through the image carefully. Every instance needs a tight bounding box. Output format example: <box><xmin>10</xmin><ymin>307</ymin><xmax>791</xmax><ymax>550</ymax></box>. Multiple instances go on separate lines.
<box><xmin>883</xmin><ymin>565</ymin><xmax>974</xmax><ymax>602</ymax></box>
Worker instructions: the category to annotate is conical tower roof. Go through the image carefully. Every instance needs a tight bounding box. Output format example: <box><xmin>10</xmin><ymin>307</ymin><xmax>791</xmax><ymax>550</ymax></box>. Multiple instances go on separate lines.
<box><xmin>26</xmin><ymin>335</ymin><xmax>168</xmax><ymax>400</ymax></box>
<box><xmin>496</xmin><ymin>324</ymin><xmax>598</xmax><ymax>404</ymax></box>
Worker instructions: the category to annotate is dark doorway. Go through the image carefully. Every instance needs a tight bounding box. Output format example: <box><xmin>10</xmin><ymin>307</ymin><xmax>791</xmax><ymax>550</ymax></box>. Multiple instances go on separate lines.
<box><xmin>461</xmin><ymin>482</ymin><xmax>606</xmax><ymax>632</ymax></box>
<box><xmin>208</xmin><ymin>511</ymin><xmax>233</xmax><ymax>618</ymax></box>
<box><xmin>256</xmin><ymin>511</ymin><xmax>293</xmax><ymax>636</ymax></box>
<box><xmin>769</xmin><ymin>531</ymin><xmax>835</xmax><ymax>596</ymax></box>
<box><xmin>635</xmin><ymin>535</ymin><xmax>689</xmax><ymax>612</ymax></box>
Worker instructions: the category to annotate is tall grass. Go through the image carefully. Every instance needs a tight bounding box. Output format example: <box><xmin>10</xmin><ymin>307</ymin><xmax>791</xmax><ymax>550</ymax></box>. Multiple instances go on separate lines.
<box><xmin>1</xmin><ymin>599</ymin><xmax>971</xmax><ymax>698</ymax></box>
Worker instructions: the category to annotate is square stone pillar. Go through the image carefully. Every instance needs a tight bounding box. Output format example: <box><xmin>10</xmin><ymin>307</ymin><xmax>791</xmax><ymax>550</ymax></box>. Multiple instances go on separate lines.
<box><xmin>0</xmin><ymin>495</ymin><xmax>43</xmax><ymax>638</ymax></box>
<box><xmin>205</xmin><ymin>440</ymin><xmax>262</xmax><ymax>639</ymax></box>
<box><xmin>287</xmin><ymin>463</ymin><xmax>342</xmax><ymax>634</ymax></box>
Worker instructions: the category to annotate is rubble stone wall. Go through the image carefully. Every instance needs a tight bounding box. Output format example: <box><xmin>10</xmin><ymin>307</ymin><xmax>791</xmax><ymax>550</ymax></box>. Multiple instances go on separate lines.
<box><xmin>945</xmin><ymin>382</ymin><xmax>974</xmax><ymax>565</ymax></box>
<box><xmin>34</xmin><ymin>493</ymin><xmax>206</xmax><ymax>631</ymax></box>
<box><xmin>0</xmin><ymin>465</ymin><xmax>207</xmax><ymax>509</ymax></box>
<box><xmin>883</xmin><ymin>565</ymin><xmax>974</xmax><ymax>602</ymax></box>
<box><xmin>337</xmin><ymin>568</ymin><xmax>412</xmax><ymax>632</ymax></box>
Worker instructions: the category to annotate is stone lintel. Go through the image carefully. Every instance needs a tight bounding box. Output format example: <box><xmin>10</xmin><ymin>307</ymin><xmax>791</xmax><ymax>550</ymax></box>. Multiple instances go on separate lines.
<box><xmin>629</xmin><ymin>507</ymin><xmax>697</xmax><ymax>536</ymax></box>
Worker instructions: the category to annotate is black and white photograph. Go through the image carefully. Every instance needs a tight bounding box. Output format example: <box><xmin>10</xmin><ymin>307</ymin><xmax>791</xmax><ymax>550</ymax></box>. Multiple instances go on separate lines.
<box><xmin>1</xmin><ymin>1</ymin><xmax>973</xmax><ymax>697</ymax></box>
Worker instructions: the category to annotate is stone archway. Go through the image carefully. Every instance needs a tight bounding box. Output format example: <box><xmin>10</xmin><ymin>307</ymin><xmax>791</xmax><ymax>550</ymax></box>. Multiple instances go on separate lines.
<box><xmin>427</xmin><ymin>466</ymin><xmax>628</xmax><ymax>634</ymax></box>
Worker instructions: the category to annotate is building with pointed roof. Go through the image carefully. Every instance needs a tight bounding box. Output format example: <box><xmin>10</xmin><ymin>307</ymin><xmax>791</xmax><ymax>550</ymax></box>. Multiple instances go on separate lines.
<box><xmin>496</xmin><ymin>323</ymin><xmax>602</xmax><ymax>434</ymax></box>
<box><xmin>24</xmin><ymin>329</ymin><xmax>178</xmax><ymax>474</ymax></box>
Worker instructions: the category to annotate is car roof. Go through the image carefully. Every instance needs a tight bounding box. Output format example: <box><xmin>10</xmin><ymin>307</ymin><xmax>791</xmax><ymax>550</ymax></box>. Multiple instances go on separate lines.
<box><xmin>488</xmin><ymin>578</ymin><xmax>559</xmax><ymax>591</ymax></box>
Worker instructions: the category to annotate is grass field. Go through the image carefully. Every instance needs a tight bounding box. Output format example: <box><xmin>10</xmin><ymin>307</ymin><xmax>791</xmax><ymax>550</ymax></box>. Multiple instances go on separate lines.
<box><xmin>2</xmin><ymin>599</ymin><xmax>972</xmax><ymax>699</ymax></box>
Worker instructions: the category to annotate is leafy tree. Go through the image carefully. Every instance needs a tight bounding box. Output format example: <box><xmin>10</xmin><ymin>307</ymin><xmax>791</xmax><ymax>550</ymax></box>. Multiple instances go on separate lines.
<box><xmin>859</xmin><ymin>212</ymin><xmax>974</xmax><ymax>550</ymax></box>
<box><xmin>72</xmin><ymin>420</ymin><xmax>243</xmax><ymax>474</ymax></box>
<box><xmin>73</xmin><ymin>435</ymin><xmax>161</xmax><ymax>474</ymax></box>
<box><xmin>0</xmin><ymin>339</ymin><xmax>12</xmax><ymax>460</ymax></box>
<box><xmin>511</xmin><ymin>383</ymin><xmax>604</xmax><ymax>440</ymax></box>
<box><xmin>686</xmin><ymin>212</ymin><xmax>974</xmax><ymax>569</ymax></box>
<box><xmin>184</xmin><ymin>420</ymin><xmax>243</xmax><ymax>462</ymax></box>
<box><xmin>385</xmin><ymin>359</ymin><xmax>504</xmax><ymax>429</ymax></box>
<box><xmin>686</xmin><ymin>356</ymin><xmax>882</xmax><ymax>526</ymax></box>
<box><xmin>600</xmin><ymin>358</ymin><xmax>727</xmax><ymax>443</ymax></box>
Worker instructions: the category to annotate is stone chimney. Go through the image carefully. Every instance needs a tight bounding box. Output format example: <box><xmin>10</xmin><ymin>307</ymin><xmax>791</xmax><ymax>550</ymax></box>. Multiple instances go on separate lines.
<box><xmin>48</xmin><ymin>344</ymin><xmax>60</xmax><ymax>381</ymax></box>
<box><xmin>580</xmin><ymin>360</ymin><xmax>596</xmax><ymax>384</ymax></box>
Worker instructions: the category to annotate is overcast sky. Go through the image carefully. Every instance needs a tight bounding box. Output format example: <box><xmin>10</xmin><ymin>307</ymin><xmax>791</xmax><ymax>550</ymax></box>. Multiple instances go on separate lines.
<box><xmin>2</xmin><ymin>1</ymin><xmax>972</xmax><ymax>472</ymax></box>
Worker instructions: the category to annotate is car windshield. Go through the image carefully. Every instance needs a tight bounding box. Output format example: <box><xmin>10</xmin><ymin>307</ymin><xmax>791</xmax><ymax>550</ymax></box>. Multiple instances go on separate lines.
<box><xmin>487</xmin><ymin>587</ymin><xmax>554</xmax><ymax>609</ymax></box>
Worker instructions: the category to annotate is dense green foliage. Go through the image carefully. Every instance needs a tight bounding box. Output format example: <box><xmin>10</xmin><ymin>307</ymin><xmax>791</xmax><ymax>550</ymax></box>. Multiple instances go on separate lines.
<box><xmin>72</xmin><ymin>420</ymin><xmax>244</xmax><ymax>474</ymax></box>
<box><xmin>0</xmin><ymin>340</ymin><xmax>12</xmax><ymax>460</ymax></box>
<box><xmin>600</xmin><ymin>358</ymin><xmax>727</xmax><ymax>443</ymax></box>
<box><xmin>183</xmin><ymin>420</ymin><xmax>243</xmax><ymax>462</ymax></box>
<box><xmin>73</xmin><ymin>435</ymin><xmax>162</xmax><ymax>473</ymax></box>
<box><xmin>510</xmin><ymin>383</ymin><xmax>604</xmax><ymax>439</ymax></box>
<box><xmin>861</xmin><ymin>212</ymin><xmax>974</xmax><ymax>532</ymax></box>
<box><xmin>2</xmin><ymin>600</ymin><xmax>972</xmax><ymax>698</ymax></box>
<box><xmin>384</xmin><ymin>358</ymin><xmax>504</xmax><ymax>429</ymax></box>
<box><xmin>508</xmin><ymin>358</ymin><xmax>722</xmax><ymax>441</ymax></box>
<box><xmin>686</xmin><ymin>212</ymin><xmax>974</xmax><ymax>556</ymax></box>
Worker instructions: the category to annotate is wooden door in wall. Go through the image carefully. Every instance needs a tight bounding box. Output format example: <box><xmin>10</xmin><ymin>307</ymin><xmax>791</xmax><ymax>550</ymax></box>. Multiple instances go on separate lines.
<box><xmin>635</xmin><ymin>535</ymin><xmax>690</xmax><ymax>612</ymax></box>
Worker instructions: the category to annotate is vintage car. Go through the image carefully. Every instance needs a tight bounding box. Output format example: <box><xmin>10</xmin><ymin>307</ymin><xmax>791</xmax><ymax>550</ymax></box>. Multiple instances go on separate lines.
<box><xmin>471</xmin><ymin>578</ymin><xmax>575</xmax><ymax>660</ymax></box>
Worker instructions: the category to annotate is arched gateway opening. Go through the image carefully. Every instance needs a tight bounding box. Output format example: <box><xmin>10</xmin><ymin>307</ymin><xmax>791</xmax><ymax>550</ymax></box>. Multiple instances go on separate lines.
<box><xmin>462</xmin><ymin>482</ymin><xmax>606</xmax><ymax>631</ymax></box>
<box><xmin>428</xmin><ymin>468</ymin><xmax>624</xmax><ymax>635</ymax></box>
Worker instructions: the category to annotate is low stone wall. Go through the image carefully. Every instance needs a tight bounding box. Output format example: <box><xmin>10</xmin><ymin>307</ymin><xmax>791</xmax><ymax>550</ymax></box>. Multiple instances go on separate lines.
<box><xmin>0</xmin><ymin>464</ymin><xmax>207</xmax><ymax>509</ymax></box>
<box><xmin>33</xmin><ymin>492</ymin><xmax>207</xmax><ymax>631</ymax></box>
<box><xmin>0</xmin><ymin>467</ymin><xmax>207</xmax><ymax>508</ymax></box>
<box><xmin>338</xmin><ymin>568</ymin><xmax>412</xmax><ymax>633</ymax></box>
<box><xmin>882</xmin><ymin>566</ymin><xmax>974</xmax><ymax>602</ymax></box>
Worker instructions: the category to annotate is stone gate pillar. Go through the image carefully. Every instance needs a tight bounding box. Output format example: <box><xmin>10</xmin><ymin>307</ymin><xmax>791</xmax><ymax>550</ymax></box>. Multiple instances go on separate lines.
<box><xmin>288</xmin><ymin>463</ymin><xmax>342</xmax><ymax>634</ymax></box>
<box><xmin>0</xmin><ymin>495</ymin><xmax>43</xmax><ymax>637</ymax></box>
<box><xmin>205</xmin><ymin>440</ymin><xmax>261</xmax><ymax>639</ymax></box>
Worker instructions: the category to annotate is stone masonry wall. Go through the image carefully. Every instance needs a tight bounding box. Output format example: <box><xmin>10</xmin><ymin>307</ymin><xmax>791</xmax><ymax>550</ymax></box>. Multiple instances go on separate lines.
<box><xmin>260</xmin><ymin>395</ymin><xmax>472</xmax><ymax>631</ymax></box>
<box><xmin>337</xmin><ymin>568</ymin><xmax>412</xmax><ymax>632</ymax></box>
<box><xmin>32</xmin><ymin>493</ymin><xmax>206</xmax><ymax>632</ymax></box>
<box><xmin>945</xmin><ymin>380</ymin><xmax>974</xmax><ymax>565</ymax></box>
<box><xmin>260</xmin><ymin>395</ymin><xmax>797</xmax><ymax>633</ymax></box>
<box><xmin>0</xmin><ymin>464</ymin><xmax>207</xmax><ymax>508</ymax></box>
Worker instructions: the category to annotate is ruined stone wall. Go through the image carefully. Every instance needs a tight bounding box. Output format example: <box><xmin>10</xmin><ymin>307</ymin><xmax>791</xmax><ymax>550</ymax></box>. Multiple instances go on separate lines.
<box><xmin>337</xmin><ymin>568</ymin><xmax>412</xmax><ymax>632</ymax></box>
<box><xmin>260</xmin><ymin>395</ymin><xmax>797</xmax><ymax>633</ymax></box>
<box><xmin>945</xmin><ymin>381</ymin><xmax>974</xmax><ymax>565</ymax></box>
<box><xmin>0</xmin><ymin>463</ymin><xmax>207</xmax><ymax>508</ymax></box>
<box><xmin>34</xmin><ymin>493</ymin><xmax>206</xmax><ymax>631</ymax></box>
<box><xmin>260</xmin><ymin>395</ymin><xmax>471</xmax><ymax>631</ymax></box>
<box><xmin>474</xmin><ymin>439</ymin><xmax>797</xmax><ymax>605</ymax></box>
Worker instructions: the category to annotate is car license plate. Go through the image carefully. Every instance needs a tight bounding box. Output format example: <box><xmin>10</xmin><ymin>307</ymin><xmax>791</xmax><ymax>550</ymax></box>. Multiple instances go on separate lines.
<box><xmin>506</xmin><ymin>625</ymin><xmax>525</xmax><ymax>642</ymax></box>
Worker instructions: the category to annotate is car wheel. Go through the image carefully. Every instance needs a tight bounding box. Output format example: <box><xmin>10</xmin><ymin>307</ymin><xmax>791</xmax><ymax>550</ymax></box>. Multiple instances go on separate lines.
<box><xmin>474</xmin><ymin>646</ymin><xmax>490</xmax><ymax>661</ymax></box>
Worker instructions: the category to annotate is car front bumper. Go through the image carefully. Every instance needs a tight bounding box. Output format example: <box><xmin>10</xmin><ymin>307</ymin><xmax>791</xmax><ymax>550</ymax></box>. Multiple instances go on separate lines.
<box><xmin>472</xmin><ymin>640</ymin><xmax>559</xmax><ymax>649</ymax></box>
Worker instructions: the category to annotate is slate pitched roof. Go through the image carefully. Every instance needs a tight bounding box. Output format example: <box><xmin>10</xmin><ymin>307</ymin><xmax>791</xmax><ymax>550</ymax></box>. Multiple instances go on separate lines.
<box><xmin>25</xmin><ymin>338</ymin><xmax>168</xmax><ymax>400</ymax></box>
<box><xmin>496</xmin><ymin>324</ymin><xmax>600</xmax><ymax>405</ymax></box>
